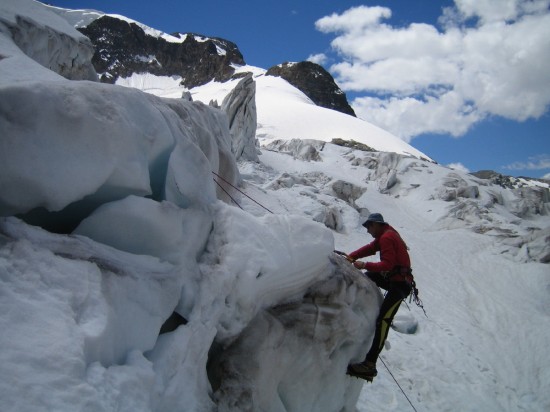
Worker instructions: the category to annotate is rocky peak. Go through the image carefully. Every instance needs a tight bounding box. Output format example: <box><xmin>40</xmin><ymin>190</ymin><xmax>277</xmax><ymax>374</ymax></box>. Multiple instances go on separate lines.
<box><xmin>266</xmin><ymin>61</ymin><xmax>356</xmax><ymax>117</ymax></box>
<box><xmin>78</xmin><ymin>15</ymin><xmax>245</xmax><ymax>87</ymax></box>
<box><xmin>471</xmin><ymin>170</ymin><xmax>550</xmax><ymax>189</ymax></box>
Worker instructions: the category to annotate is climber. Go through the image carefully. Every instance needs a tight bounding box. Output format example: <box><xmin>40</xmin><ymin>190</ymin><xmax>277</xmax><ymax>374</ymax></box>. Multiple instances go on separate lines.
<box><xmin>345</xmin><ymin>213</ymin><xmax>414</xmax><ymax>382</ymax></box>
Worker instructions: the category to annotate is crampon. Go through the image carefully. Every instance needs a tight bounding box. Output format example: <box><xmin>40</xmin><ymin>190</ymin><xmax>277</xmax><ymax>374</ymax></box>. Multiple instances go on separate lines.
<box><xmin>346</xmin><ymin>362</ymin><xmax>377</xmax><ymax>383</ymax></box>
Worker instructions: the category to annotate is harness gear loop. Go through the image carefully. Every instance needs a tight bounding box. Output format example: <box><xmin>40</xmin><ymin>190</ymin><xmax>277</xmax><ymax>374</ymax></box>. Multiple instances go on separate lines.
<box><xmin>385</xmin><ymin>266</ymin><xmax>427</xmax><ymax>318</ymax></box>
<box><xmin>409</xmin><ymin>279</ymin><xmax>427</xmax><ymax>317</ymax></box>
<box><xmin>381</xmin><ymin>266</ymin><xmax>413</xmax><ymax>283</ymax></box>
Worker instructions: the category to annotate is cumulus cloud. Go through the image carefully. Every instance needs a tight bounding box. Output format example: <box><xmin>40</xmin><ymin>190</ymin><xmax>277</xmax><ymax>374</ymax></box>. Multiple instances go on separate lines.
<box><xmin>503</xmin><ymin>154</ymin><xmax>550</xmax><ymax>170</ymax></box>
<box><xmin>307</xmin><ymin>53</ymin><xmax>328</xmax><ymax>65</ymax></box>
<box><xmin>447</xmin><ymin>162</ymin><xmax>471</xmax><ymax>173</ymax></box>
<box><xmin>315</xmin><ymin>6</ymin><xmax>392</xmax><ymax>33</ymax></box>
<box><xmin>315</xmin><ymin>0</ymin><xmax>550</xmax><ymax>141</ymax></box>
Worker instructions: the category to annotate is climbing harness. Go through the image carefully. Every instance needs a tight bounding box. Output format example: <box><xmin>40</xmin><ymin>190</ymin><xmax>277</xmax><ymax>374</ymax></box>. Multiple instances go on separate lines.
<box><xmin>381</xmin><ymin>266</ymin><xmax>413</xmax><ymax>283</ymax></box>
<box><xmin>335</xmin><ymin>250</ymin><xmax>428</xmax><ymax>318</ymax></box>
<box><xmin>409</xmin><ymin>279</ymin><xmax>427</xmax><ymax>317</ymax></box>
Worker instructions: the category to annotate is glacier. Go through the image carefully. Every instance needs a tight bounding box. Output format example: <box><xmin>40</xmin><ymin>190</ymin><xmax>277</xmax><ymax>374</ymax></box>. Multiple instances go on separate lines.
<box><xmin>0</xmin><ymin>1</ymin><xmax>377</xmax><ymax>411</ymax></box>
<box><xmin>1</xmin><ymin>1</ymin><xmax>549</xmax><ymax>412</ymax></box>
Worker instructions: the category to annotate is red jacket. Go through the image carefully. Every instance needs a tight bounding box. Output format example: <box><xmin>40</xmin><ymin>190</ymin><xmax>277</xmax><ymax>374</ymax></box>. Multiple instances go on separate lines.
<box><xmin>349</xmin><ymin>225</ymin><xmax>410</xmax><ymax>272</ymax></box>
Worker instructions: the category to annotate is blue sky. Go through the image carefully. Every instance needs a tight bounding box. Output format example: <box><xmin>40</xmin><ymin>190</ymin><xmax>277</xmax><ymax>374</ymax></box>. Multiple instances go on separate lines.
<box><xmin>46</xmin><ymin>0</ymin><xmax>550</xmax><ymax>178</ymax></box>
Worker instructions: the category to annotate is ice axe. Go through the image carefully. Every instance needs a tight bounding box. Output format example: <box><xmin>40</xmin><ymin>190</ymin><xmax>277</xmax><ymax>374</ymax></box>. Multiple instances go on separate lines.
<box><xmin>333</xmin><ymin>250</ymin><xmax>356</xmax><ymax>263</ymax></box>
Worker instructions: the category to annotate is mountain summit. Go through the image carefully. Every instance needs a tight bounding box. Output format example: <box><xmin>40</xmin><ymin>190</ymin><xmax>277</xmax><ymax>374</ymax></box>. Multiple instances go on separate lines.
<box><xmin>78</xmin><ymin>15</ymin><xmax>245</xmax><ymax>87</ymax></box>
<box><xmin>72</xmin><ymin>10</ymin><xmax>358</xmax><ymax>121</ymax></box>
<box><xmin>266</xmin><ymin>61</ymin><xmax>357</xmax><ymax>117</ymax></box>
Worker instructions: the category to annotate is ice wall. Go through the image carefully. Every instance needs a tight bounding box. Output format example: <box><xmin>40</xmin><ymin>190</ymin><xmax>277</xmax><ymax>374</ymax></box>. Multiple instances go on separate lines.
<box><xmin>0</xmin><ymin>2</ymin><xmax>382</xmax><ymax>412</ymax></box>
<box><xmin>221</xmin><ymin>73</ymin><xmax>259</xmax><ymax>162</ymax></box>
<box><xmin>0</xmin><ymin>0</ymin><xmax>97</xmax><ymax>81</ymax></box>
<box><xmin>212</xmin><ymin>255</ymin><xmax>382</xmax><ymax>412</ymax></box>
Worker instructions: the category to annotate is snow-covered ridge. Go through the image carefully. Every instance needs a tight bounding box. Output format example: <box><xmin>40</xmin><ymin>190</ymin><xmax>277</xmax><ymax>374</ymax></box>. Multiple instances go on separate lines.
<box><xmin>47</xmin><ymin>3</ymin><xmax>232</xmax><ymax>55</ymax></box>
<box><xmin>0</xmin><ymin>0</ymin><xmax>97</xmax><ymax>82</ymax></box>
<box><xmin>48</xmin><ymin>5</ymin><xmax>183</xmax><ymax>44</ymax></box>
<box><xmin>116</xmin><ymin>70</ymin><xmax>432</xmax><ymax>161</ymax></box>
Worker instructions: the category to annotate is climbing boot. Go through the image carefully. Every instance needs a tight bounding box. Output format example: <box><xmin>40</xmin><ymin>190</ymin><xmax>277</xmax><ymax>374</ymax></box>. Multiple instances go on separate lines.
<box><xmin>346</xmin><ymin>361</ymin><xmax>378</xmax><ymax>382</ymax></box>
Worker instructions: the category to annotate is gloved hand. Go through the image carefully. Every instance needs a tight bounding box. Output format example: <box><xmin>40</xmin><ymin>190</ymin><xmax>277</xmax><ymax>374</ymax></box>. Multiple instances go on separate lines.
<box><xmin>353</xmin><ymin>261</ymin><xmax>366</xmax><ymax>270</ymax></box>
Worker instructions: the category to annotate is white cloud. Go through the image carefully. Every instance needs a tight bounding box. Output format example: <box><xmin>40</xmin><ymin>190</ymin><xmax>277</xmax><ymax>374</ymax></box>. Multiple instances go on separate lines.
<box><xmin>447</xmin><ymin>162</ymin><xmax>471</xmax><ymax>173</ymax></box>
<box><xmin>451</xmin><ymin>0</ymin><xmax>550</xmax><ymax>24</ymax></box>
<box><xmin>306</xmin><ymin>53</ymin><xmax>327</xmax><ymax>65</ymax></box>
<box><xmin>503</xmin><ymin>154</ymin><xmax>550</xmax><ymax>171</ymax></box>
<box><xmin>315</xmin><ymin>1</ymin><xmax>550</xmax><ymax>140</ymax></box>
<box><xmin>315</xmin><ymin>6</ymin><xmax>391</xmax><ymax>33</ymax></box>
<box><xmin>352</xmin><ymin>91</ymin><xmax>481</xmax><ymax>142</ymax></box>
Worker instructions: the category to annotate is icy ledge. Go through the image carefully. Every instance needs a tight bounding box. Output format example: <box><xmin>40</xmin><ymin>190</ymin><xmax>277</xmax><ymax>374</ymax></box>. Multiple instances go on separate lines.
<box><xmin>0</xmin><ymin>204</ymin><xmax>380</xmax><ymax>411</ymax></box>
<box><xmin>0</xmin><ymin>2</ymin><xmax>383</xmax><ymax>410</ymax></box>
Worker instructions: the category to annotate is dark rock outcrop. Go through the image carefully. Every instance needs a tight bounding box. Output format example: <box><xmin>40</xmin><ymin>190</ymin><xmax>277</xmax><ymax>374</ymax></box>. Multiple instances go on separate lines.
<box><xmin>266</xmin><ymin>61</ymin><xmax>356</xmax><ymax>117</ymax></box>
<box><xmin>331</xmin><ymin>138</ymin><xmax>375</xmax><ymax>152</ymax></box>
<box><xmin>471</xmin><ymin>170</ymin><xmax>550</xmax><ymax>189</ymax></box>
<box><xmin>78</xmin><ymin>15</ymin><xmax>245</xmax><ymax>87</ymax></box>
<box><xmin>471</xmin><ymin>170</ymin><xmax>519</xmax><ymax>189</ymax></box>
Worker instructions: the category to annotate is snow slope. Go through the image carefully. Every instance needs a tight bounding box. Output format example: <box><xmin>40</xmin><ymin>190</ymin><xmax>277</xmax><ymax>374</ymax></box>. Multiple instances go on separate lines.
<box><xmin>253</xmin><ymin>144</ymin><xmax>550</xmax><ymax>411</ymax></box>
<box><xmin>101</xmin><ymin>43</ymin><xmax>550</xmax><ymax>412</ymax></box>
<box><xmin>1</xmin><ymin>2</ymin><xmax>549</xmax><ymax>412</ymax></box>
<box><xmin>116</xmin><ymin>67</ymin><xmax>431</xmax><ymax>161</ymax></box>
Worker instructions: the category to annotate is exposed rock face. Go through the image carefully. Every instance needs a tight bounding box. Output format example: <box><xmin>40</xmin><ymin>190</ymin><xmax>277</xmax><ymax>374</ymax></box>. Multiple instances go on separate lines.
<box><xmin>471</xmin><ymin>170</ymin><xmax>550</xmax><ymax>190</ymax></box>
<box><xmin>331</xmin><ymin>138</ymin><xmax>375</xmax><ymax>152</ymax></box>
<box><xmin>78</xmin><ymin>15</ymin><xmax>245</xmax><ymax>87</ymax></box>
<box><xmin>470</xmin><ymin>170</ymin><xmax>549</xmax><ymax>217</ymax></box>
<box><xmin>221</xmin><ymin>74</ymin><xmax>259</xmax><ymax>162</ymax></box>
<box><xmin>266</xmin><ymin>61</ymin><xmax>356</xmax><ymax>117</ymax></box>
